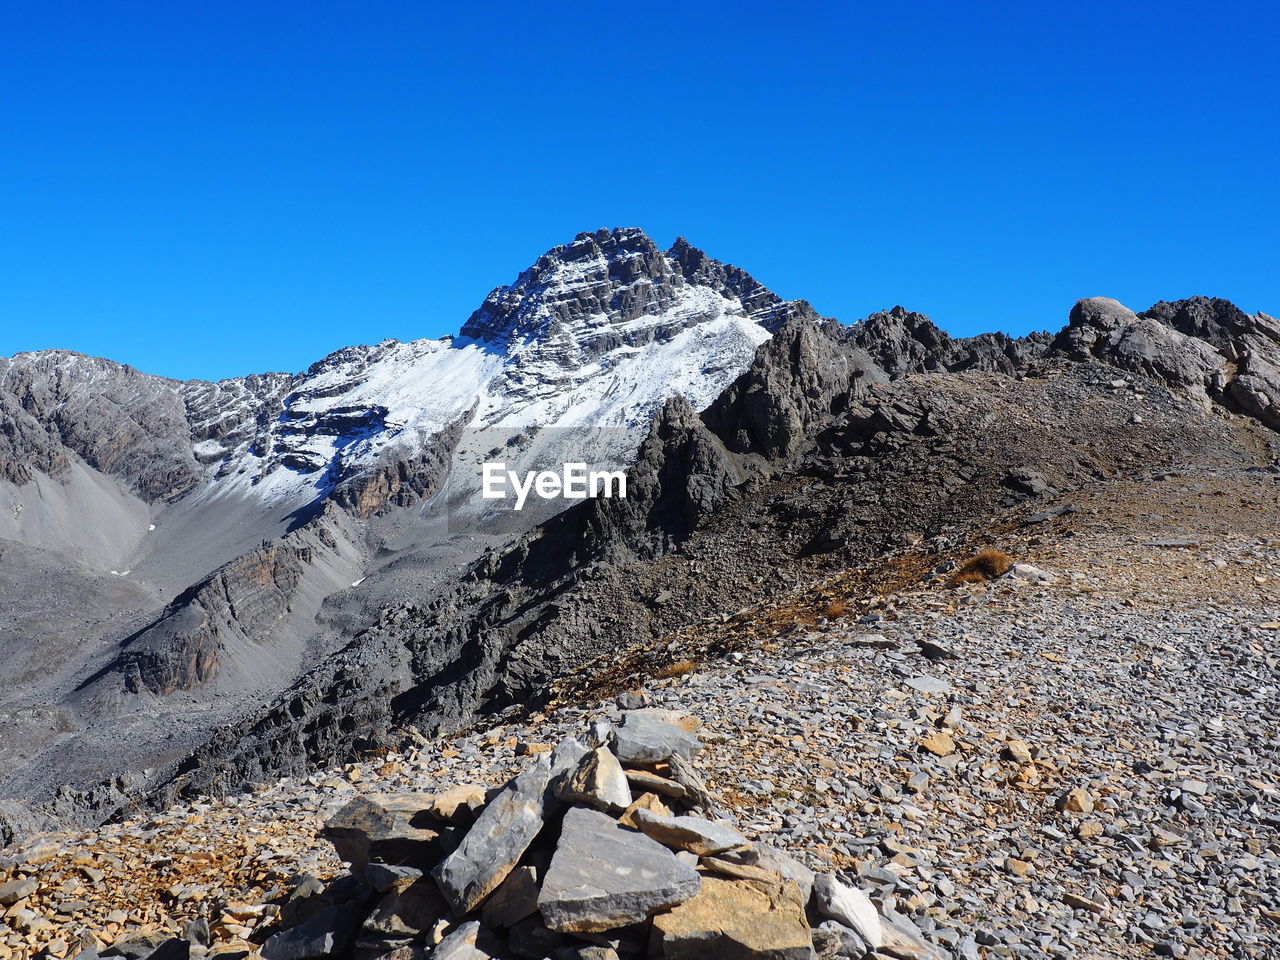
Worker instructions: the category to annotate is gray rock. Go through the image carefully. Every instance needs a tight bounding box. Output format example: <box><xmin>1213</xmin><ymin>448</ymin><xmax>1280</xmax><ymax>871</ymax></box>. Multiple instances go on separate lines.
<box><xmin>179</xmin><ymin>917</ymin><xmax>210</xmax><ymax>947</ymax></box>
<box><xmin>754</xmin><ymin>843</ymin><xmax>816</xmax><ymax>906</ymax></box>
<box><xmin>479</xmin><ymin>865</ymin><xmax>540</xmax><ymax>930</ymax></box>
<box><xmin>1008</xmin><ymin>563</ymin><xmax>1054</xmax><ymax>583</ymax></box>
<box><xmin>538</xmin><ymin>806</ymin><xmax>701</xmax><ymax>933</ymax></box>
<box><xmin>813</xmin><ymin>920</ymin><xmax>869</xmax><ymax>959</ymax></box>
<box><xmin>432</xmin><ymin>920</ymin><xmax>500</xmax><ymax>960</ymax></box>
<box><xmin>903</xmin><ymin>675</ymin><xmax>951</xmax><ymax>695</ymax></box>
<box><xmin>610</xmin><ymin>711</ymin><xmax>702</xmax><ymax>765</ymax></box>
<box><xmin>433</xmin><ymin>737</ymin><xmax>587</xmax><ymax>914</ymax></box>
<box><xmin>321</xmin><ymin>794</ymin><xmax>443</xmax><ymax>875</ymax></box>
<box><xmin>0</xmin><ymin>876</ymin><xmax>37</xmax><ymax>905</ymax></box>
<box><xmin>629</xmin><ymin>807</ymin><xmax>749</xmax><ymax>856</ymax></box>
<box><xmin>366</xmin><ymin>862</ymin><xmax>424</xmax><ymax>893</ymax></box>
<box><xmin>363</xmin><ymin>879</ymin><xmax>448</xmax><ymax>938</ymax></box>
<box><xmin>556</xmin><ymin>746</ymin><xmax>632</xmax><ymax>812</ymax></box>
<box><xmin>811</xmin><ymin>874</ymin><xmax>883</xmax><ymax>949</ymax></box>
<box><xmin>130</xmin><ymin>941</ymin><xmax>190</xmax><ymax>960</ymax></box>
<box><xmin>261</xmin><ymin>903</ymin><xmax>363</xmax><ymax>960</ymax></box>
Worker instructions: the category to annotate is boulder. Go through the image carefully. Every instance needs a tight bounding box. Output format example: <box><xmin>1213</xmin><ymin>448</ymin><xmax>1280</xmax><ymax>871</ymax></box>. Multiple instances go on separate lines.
<box><xmin>538</xmin><ymin>807</ymin><xmax>701</xmax><ymax>933</ymax></box>
<box><xmin>423</xmin><ymin>785</ymin><xmax>487</xmax><ymax>823</ymax></box>
<box><xmin>321</xmin><ymin>794</ymin><xmax>443</xmax><ymax>874</ymax></box>
<box><xmin>619</xmin><ymin>792</ymin><xmax>672</xmax><ymax>828</ymax></box>
<box><xmin>261</xmin><ymin>903</ymin><xmax>364</xmax><ymax>960</ymax></box>
<box><xmin>811</xmin><ymin>920</ymin><xmax>868</xmax><ymax>959</ymax></box>
<box><xmin>0</xmin><ymin>876</ymin><xmax>37</xmax><ymax>905</ymax></box>
<box><xmin>432</xmin><ymin>920</ymin><xmax>501</xmax><ymax>960</ymax></box>
<box><xmin>556</xmin><ymin>747</ymin><xmax>632</xmax><ymax>812</ymax></box>
<box><xmin>366</xmin><ymin>863</ymin><xmax>424</xmax><ymax>893</ymax></box>
<box><xmin>811</xmin><ymin>874</ymin><xmax>882</xmax><ymax>949</ymax></box>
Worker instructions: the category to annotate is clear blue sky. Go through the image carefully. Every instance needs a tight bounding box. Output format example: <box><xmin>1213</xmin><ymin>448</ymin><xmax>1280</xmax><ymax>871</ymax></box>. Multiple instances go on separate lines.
<box><xmin>2</xmin><ymin>1</ymin><xmax>1276</xmax><ymax>380</ymax></box>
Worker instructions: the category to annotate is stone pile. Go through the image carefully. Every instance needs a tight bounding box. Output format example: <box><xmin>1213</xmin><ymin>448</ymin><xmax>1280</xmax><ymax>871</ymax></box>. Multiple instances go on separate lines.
<box><xmin>79</xmin><ymin>709</ymin><xmax>953</xmax><ymax>960</ymax></box>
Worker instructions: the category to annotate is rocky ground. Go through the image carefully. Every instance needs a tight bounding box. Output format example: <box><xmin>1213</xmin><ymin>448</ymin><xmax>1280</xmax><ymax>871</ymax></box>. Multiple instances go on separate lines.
<box><xmin>2</xmin><ymin>464</ymin><xmax>1277</xmax><ymax>958</ymax></box>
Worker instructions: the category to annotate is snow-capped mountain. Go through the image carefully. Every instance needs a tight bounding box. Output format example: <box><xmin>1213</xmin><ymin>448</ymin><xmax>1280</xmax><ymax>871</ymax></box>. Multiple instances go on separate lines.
<box><xmin>0</xmin><ymin>228</ymin><xmax>816</xmax><ymax>830</ymax></box>
<box><xmin>95</xmin><ymin>228</ymin><xmax>800</xmax><ymax>514</ymax></box>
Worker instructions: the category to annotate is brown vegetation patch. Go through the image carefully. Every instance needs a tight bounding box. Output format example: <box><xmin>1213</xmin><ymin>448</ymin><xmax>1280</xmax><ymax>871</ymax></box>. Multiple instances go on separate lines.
<box><xmin>946</xmin><ymin>548</ymin><xmax>1013</xmax><ymax>587</ymax></box>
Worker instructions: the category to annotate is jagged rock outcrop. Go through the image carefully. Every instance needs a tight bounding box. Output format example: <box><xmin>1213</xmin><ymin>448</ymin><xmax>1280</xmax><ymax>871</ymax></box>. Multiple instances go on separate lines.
<box><xmin>843</xmin><ymin>305</ymin><xmax>1050</xmax><ymax>378</ymax></box>
<box><xmin>703</xmin><ymin>319</ymin><xmax>884</xmax><ymax>459</ymax></box>
<box><xmin>1051</xmin><ymin>297</ymin><xmax>1225</xmax><ymax>396</ymax></box>
<box><xmin>1051</xmin><ymin>295</ymin><xmax>1280</xmax><ymax>430</ymax></box>
<box><xmin>667</xmin><ymin>236</ymin><xmax>822</xmax><ymax>329</ymax></box>
<box><xmin>1142</xmin><ymin>296</ymin><xmax>1280</xmax><ymax>430</ymax></box>
<box><xmin>0</xmin><ymin>352</ymin><xmax>203</xmax><ymax>501</ymax></box>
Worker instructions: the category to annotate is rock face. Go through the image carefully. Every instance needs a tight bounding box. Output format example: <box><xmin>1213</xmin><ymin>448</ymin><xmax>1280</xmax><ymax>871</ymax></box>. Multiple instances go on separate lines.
<box><xmin>101</xmin><ymin>540</ymin><xmax>312</xmax><ymax>696</ymax></box>
<box><xmin>555</xmin><ymin>746</ymin><xmax>633</xmax><ymax>812</ymax></box>
<box><xmin>1051</xmin><ymin>295</ymin><xmax>1280</xmax><ymax>430</ymax></box>
<box><xmin>841</xmin><ymin>305</ymin><xmax>1051</xmax><ymax>377</ymax></box>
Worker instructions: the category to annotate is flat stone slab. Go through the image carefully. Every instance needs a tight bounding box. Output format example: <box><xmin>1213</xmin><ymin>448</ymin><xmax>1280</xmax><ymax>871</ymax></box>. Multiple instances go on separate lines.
<box><xmin>623</xmin><ymin>769</ymin><xmax>687</xmax><ymax>799</ymax></box>
<box><xmin>903</xmin><ymin>675</ymin><xmax>952</xmax><ymax>695</ymax></box>
<box><xmin>433</xmin><ymin>738</ymin><xmax>587</xmax><ymax>915</ymax></box>
<box><xmin>610</xmin><ymin>711</ymin><xmax>703</xmax><ymax>766</ymax></box>
<box><xmin>650</xmin><ymin>875</ymin><xmax>814</xmax><ymax>959</ymax></box>
<box><xmin>538</xmin><ymin>807</ymin><xmax>700</xmax><ymax>934</ymax></box>
<box><xmin>629</xmin><ymin>808</ymin><xmax>749</xmax><ymax>856</ymax></box>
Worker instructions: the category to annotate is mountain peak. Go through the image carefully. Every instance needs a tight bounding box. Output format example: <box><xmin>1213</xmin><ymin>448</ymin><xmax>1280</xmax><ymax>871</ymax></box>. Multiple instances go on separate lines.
<box><xmin>459</xmin><ymin>227</ymin><xmax>815</xmax><ymax>348</ymax></box>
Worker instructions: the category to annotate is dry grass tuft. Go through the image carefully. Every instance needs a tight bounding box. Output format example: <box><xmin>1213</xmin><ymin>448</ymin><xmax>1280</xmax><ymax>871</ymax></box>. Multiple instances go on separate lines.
<box><xmin>947</xmin><ymin>548</ymin><xmax>1013</xmax><ymax>587</ymax></box>
<box><xmin>655</xmin><ymin>660</ymin><xmax>698</xmax><ymax>679</ymax></box>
